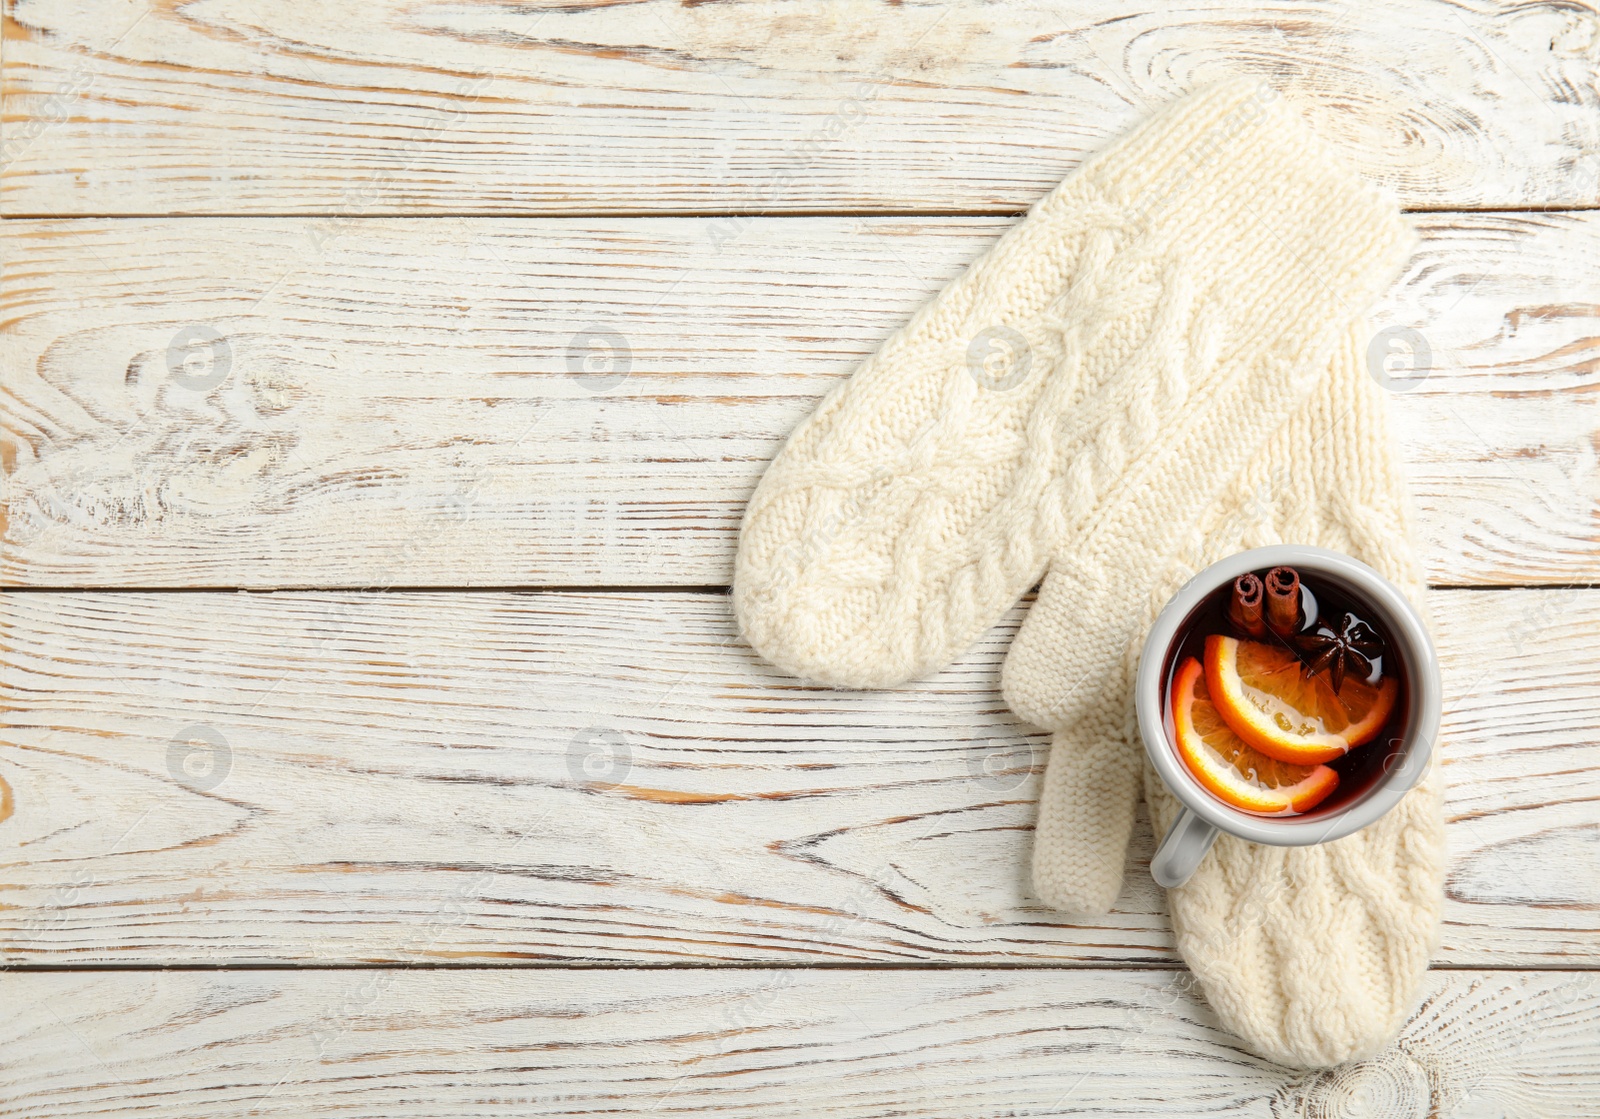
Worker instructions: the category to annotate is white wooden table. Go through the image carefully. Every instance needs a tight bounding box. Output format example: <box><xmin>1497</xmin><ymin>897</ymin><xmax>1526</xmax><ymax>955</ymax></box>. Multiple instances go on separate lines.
<box><xmin>2</xmin><ymin>2</ymin><xmax>1599</xmax><ymax>1115</ymax></box>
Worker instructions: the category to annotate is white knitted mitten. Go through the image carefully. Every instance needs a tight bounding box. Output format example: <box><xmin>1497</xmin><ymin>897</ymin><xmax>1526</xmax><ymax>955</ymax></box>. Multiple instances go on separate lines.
<box><xmin>1126</xmin><ymin>324</ymin><xmax>1446</xmax><ymax>1067</ymax></box>
<box><xmin>735</xmin><ymin>81</ymin><xmax>1411</xmax><ymax>690</ymax></box>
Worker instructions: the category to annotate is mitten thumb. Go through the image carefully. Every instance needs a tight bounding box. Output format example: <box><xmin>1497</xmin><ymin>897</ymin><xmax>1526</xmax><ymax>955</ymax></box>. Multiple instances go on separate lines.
<box><xmin>1030</xmin><ymin>716</ymin><xmax>1142</xmax><ymax>914</ymax></box>
<box><xmin>1012</xmin><ymin>550</ymin><xmax>1174</xmax><ymax>915</ymax></box>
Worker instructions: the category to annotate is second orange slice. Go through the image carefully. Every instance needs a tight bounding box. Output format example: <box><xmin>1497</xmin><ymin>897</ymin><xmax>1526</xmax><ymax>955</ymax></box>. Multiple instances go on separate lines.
<box><xmin>1204</xmin><ymin>634</ymin><xmax>1397</xmax><ymax>765</ymax></box>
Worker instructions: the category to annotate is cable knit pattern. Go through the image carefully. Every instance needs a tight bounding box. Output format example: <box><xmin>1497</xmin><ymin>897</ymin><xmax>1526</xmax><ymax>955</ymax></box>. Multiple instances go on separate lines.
<box><xmin>734</xmin><ymin>78</ymin><xmax>1413</xmax><ymax>689</ymax></box>
<box><xmin>731</xmin><ymin>82</ymin><xmax>1442</xmax><ymax>1068</ymax></box>
<box><xmin>1128</xmin><ymin>326</ymin><xmax>1446</xmax><ymax>1067</ymax></box>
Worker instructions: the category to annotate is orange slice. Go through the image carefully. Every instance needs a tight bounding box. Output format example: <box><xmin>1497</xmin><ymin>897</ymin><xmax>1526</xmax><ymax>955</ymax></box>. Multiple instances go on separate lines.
<box><xmin>1170</xmin><ymin>656</ymin><xmax>1338</xmax><ymax>816</ymax></box>
<box><xmin>1204</xmin><ymin>634</ymin><xmax>1398</xmax><ymax>765</ymax></box>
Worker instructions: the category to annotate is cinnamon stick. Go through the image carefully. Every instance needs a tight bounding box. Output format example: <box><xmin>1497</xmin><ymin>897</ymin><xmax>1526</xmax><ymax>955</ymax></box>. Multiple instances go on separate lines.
<box><xmin>1226</xmin><ymin>573</ymin><xmax>1267</xmax><ymax>638</ymax></box>
<box><xmin>1265</xmin><ymin>566</ymin><xmax>1301</xmax><ymax>637</ymax></box>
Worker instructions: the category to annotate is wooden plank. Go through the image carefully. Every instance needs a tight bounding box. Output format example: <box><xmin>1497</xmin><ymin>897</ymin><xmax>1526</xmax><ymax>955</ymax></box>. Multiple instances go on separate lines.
<box><xmin>1</xmin><ymin>587</ymin><xmax>1594</xmax><ymax>967</ymax></box>
<box><xmin>3</xmin><ymin>0</ymin><xmax>1597</xmax><ymax>215</ymax></box>
<box><xmin>3</xmin><ymin>212</ymin><xmax>1598</xmax><ymax>588</ymax></box>
<box><xmin>1</xmin><ymin>969</ymin><xmax>1596</xmax><ymax>1117</ymax></box>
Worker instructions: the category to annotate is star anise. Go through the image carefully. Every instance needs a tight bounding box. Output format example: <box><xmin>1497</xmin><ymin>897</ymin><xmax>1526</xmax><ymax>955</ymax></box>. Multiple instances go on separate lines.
<box><xmin>1292</xmin><ymin>613</ymin><xmax>1384</xmax><ymax>694</ymax></box>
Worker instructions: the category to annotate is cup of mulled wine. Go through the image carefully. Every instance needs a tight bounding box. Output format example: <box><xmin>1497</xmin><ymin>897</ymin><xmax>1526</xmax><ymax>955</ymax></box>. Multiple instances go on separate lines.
<box><xmin>1135</xmin><ymin>545</ymin><xmax>1441</xmax><ymax>888</ymax></box>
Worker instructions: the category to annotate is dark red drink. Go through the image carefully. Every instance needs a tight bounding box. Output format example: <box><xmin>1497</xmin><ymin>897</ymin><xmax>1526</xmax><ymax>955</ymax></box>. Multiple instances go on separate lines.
<box><xmin>1159</xmin><ymin>566</ymin><xmax>1410</xmax><ymax>817</ymax></box>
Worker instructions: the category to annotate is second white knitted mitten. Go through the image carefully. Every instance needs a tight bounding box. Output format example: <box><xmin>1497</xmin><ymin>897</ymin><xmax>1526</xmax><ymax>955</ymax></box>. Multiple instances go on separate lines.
<box><xmin>1128</xmin><ymin>325</ymin><xmax>1446</xmax><ymax>1067</ymax></box>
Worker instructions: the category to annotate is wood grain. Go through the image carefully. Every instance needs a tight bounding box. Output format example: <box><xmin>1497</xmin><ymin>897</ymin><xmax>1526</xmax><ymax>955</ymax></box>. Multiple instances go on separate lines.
<box><xmin>3</xmin><ymin>0</ymin><xmax>1598</xmax><ymax>216</ymax></box>
<box><xmin>2</xmin><ymin>586</ymin><xmax>1595</xmax><ymax>967</ymax></box>
<box><xmin>4</xmin><ymin>212</ymin><xmax>1598</xmax><ymax>587</ymax></box>
<box><xmin>1</xmin><ymin>969</ymin><xmax>1596</xmax><ymax>1117</ymax></box>
<box><xmin>4</xmin><ymin>0</ymin><xmax>1598</xmax><ymax>1099</ymax></box>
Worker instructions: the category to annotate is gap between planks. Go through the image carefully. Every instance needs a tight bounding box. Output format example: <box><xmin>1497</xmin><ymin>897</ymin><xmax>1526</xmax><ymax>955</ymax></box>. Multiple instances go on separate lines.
<box><xmin>2</xmin><ymin>961</ymin><xmax>1598</xmax><ymax>973</ymax></box>
<box><xmin>4</xmin><ymin>204</ymin><xmax>1600</xmax><ymax>220</ymax></box>
<box><xmin>0</xmin><ymin>584</ymin><xmax>1589</xmax><ymax>594</ymax></box>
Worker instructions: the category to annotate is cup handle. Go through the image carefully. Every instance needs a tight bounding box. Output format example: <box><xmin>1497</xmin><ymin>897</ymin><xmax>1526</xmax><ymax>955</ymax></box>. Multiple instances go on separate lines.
<box><xmin>1150</xmin><ymin>807</ymin><xmax>1218</xmax><ymax>888</ymax></box>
